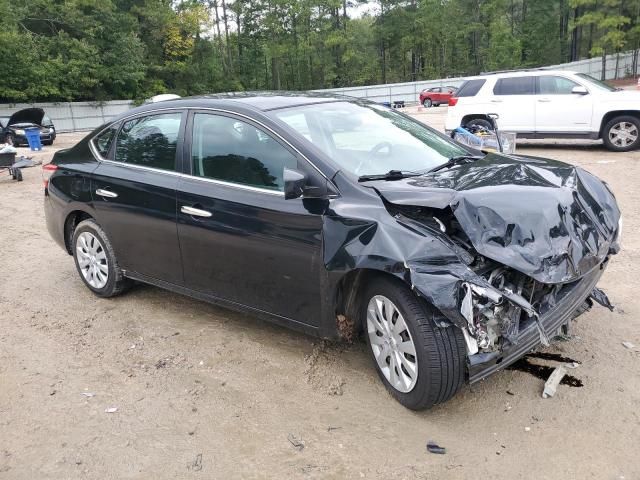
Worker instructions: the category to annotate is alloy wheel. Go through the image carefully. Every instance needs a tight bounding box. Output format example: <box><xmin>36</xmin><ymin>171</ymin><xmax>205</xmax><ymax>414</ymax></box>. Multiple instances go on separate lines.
<box><xmin>367</xmin><ymin>295</ymin><xmax>419</xmax><ymax>393</ymax></box>
<box><xmin>76</xmin><ymin>232</ymin><xmax>109</xmax><ymax>289</ymax></box>
<box><xmin>609</xmin><ymin>121</ymin><xmax>639</xmax><ymax>148</ymax></box>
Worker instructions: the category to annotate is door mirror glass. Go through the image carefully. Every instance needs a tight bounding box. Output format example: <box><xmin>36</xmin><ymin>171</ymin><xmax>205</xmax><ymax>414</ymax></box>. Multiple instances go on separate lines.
<box><xmin>572</xmin><ymin>85</ymin><xmax>588</xmax><ymax>95</ymax></box>
<box><xmin>283</xmin><ymin>168</ymin><xmax>307</xmax><ymax>200</ymax></box>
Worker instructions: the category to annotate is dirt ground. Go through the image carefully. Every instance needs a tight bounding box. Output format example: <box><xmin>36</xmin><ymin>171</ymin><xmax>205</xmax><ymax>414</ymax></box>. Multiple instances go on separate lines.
<box><xmin>1</xmin><ymin>110</ymin><xmax>639</xmax><ymax>480</ymax></box>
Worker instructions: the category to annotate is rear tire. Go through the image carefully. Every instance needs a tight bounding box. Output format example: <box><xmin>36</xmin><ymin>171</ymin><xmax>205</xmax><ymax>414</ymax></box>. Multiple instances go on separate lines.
<box><xmin>362</xmin><ymin>276</ymin><xmax>466</xmax><ymax>410</ymax></box>
<box><xmin>72</xmin><ymin>219</ymin><xmax>131</xmax><ymax>298</ymax></box>
<box><xmin>465</xmin><ymin>118</ymin><xmax>494</xmax><ymax>131</ymax></box>
<box><xmin>422</xmin><ymin>98</ymin><xmax>433</xmax><ymax>108</ymax></box>
<box><xmin>602</xmin><ymin>115</ymin><xmax>640</xmax><ymax>152</ymax></box>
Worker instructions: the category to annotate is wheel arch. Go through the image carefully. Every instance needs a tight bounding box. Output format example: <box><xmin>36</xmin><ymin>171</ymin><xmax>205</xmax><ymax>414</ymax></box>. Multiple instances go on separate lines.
<box><xmin>599</xmin><ymin>110</ymin><xmax>640</xmax><ymax>138</ymax></box>
<box><xmin>63</xmin><ymin>210</ymin><xmax>95</xmax><ymax>254</ymax></box>
<box><xmin>333</xmin><ymin>268</ymin><xmax>416</xmax><ymax>341</ymax></box>
<box><xmin>460</xmin><ymin>113</ymin><xmax>491</xmax><ymax>126</ymax></box>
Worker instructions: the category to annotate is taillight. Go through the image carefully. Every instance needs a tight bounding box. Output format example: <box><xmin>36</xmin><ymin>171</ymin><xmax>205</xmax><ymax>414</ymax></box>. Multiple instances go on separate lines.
<box><xmin>42</xmin><ymin>163</ymin><xmax>57</xmax><ymax>188</ymax></box>
<box><xmin>448</xmin><ymin>97</ymin><xmax>458</xmax><ymax>106</ymax></box>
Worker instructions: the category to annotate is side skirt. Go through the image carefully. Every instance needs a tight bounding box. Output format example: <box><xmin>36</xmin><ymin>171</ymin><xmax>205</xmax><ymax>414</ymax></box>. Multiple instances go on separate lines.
<box><xmin>124</xmin><ymin>270</ymin><xmax>320</xmax><ymax>338</ymax></box>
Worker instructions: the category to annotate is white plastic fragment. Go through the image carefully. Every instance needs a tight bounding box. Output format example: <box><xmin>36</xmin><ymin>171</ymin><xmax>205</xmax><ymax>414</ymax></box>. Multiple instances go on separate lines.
<box><xmin>105</xmin><ymin>407</ymin><xmax>118</xmax><ymax>413</ymax></box>
<box><xmin>542</xmin><ymin>366</ymin><xmax>567</xmax><ymax>398</ymax></box>
<box><xmin>81</xmin><ymin>392</ymin><xmax>95</xmax><ymax>397</ymax></box>
<box><xmin>524</xmin><ymin>427</ymin><xmax>531</xmax><ymax>432</ymax></box>
<box><xmin>622</xmin><ymin>341</ymin><xmax>635</xmax><ymax>350</ymax></box>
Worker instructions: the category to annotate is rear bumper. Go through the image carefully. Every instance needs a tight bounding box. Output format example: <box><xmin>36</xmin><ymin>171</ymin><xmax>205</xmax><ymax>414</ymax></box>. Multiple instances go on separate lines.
<box><xmin>467</xmin><ymin>263</ymin><xmax>606</xmax><ymax>383</ymax></box>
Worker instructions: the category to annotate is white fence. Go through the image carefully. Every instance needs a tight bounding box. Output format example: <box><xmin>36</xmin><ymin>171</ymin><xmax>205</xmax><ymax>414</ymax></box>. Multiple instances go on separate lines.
<box><xmin>0</xmin><ymin>50</ymin><xmax>637</xmax><ymax>133</ymax></box>
<box><xmin>0</xmin><ymin>100</ymin><xmax>133</xmax><ymax>133</ymax></box>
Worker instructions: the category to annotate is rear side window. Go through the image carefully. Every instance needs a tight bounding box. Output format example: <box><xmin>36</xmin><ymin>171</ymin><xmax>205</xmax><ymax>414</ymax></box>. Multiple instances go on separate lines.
<box><xmin>115</xmin><ymin>112</ymin><xmax>182</xmax><ymax>171</ymax></box>
<box><xmin>493</xmin><ymin>77</ymin><xmax>535</xmax><ymax>95</ymax></box>
<box><xmin>455</xmin><ymin>79</ymin><xmax>486</xmax><ymax>97</ymax></box>
<box><xmin>190</xmin><ymin>113</ymin><xmax>297</xmax><ymax>191</ymax></box>
<box><xmin>538</xmin><ymin>76</ymin><xmax>580</xmax><ymax>95</ymax></box>
<box><xmin>93</xmin><ymin>126</ymin><xmax>118</xmax><ymax>158</ymax></box>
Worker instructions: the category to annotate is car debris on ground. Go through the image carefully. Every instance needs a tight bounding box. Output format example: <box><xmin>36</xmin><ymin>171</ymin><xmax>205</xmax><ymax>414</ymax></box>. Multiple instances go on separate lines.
<box><xmin>104</xmin><ymin>407</ymin><xmax>118</xmax><ymax>413</ymax></box>
<box><xmin>426</xmin><ymin>441</ymin><xmax>446</xmax><ymax>454</ymax></box>
<box><xmin>542</xmin><ymin>366</ymin><xmax>567</xmax><ymax>398</ymax></box>
<box><xmin>287</xmin><ymin>434</ymin><xmax>305</xmax><ymax>451</ymax></box>
<box><xmin>622</xmin><ymin>341</ymin><xmax>635</xmax><ymax>350</ymax></box>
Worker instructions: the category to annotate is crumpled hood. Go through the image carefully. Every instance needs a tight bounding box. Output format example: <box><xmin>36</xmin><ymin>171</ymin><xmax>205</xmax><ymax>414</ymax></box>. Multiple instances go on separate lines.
<box><xmin>8</xmin><ymin>107</ymin><xmax>45</xmax><ymax>127</ymax></box>
<box><xmin>372</xmin><ymin>153</ymin><xmax>621</xmax><ymax>284</ymax></box>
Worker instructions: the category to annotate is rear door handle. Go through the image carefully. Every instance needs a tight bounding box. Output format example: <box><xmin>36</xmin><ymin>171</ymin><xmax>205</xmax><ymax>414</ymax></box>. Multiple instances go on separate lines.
<box><xmin>95</xmin><ymin>188</ymin><xmax>118</xmax><ymax>198</ymax></box>
<box><xmin>181</xmin><ymin>205</ymin><xmax>212</xmax><ymax>218</ymax></box>
<box><xmin>490</xmin><ymin>99</ymin><xmax>503</xmax><ymax>103</ymax></box>
<box><xmin>537</xmin><ymin>98</ymin><xmax>551</xmax><ymax>103</ymax></box>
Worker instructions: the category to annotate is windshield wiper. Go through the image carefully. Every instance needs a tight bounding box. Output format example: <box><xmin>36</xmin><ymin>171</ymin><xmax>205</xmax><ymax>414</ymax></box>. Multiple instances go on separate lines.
<box><xmin>427</xmin><ymin>155</ymin><xmax>484</xmax><ymax>173</ymax></box>
<box><xmin>358</xmin><ymin>170</ymin><xmax>423</xmax><ymax>182</ymax></box>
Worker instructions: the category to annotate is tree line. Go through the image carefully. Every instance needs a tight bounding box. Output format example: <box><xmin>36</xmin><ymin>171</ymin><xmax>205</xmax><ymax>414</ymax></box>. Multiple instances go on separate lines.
<box><xmin>1</xmin><ymin>0</ymin><xmax>639</xmax><ymax>103</ymax></box>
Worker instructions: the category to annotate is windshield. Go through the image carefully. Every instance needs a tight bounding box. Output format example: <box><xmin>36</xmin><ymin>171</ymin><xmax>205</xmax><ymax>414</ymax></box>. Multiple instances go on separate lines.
<box><xmin>271</xmin><ymin>101</ymin><xmax>467</xmax><ymax>176</ymax></box>
<box><xmin>576</xmin><ymin>73</ymin><xmax>617</xmax><ymax>92</ymax></box>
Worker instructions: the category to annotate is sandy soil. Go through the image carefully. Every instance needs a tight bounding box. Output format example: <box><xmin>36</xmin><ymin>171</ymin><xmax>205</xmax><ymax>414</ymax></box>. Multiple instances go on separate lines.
<box><xmin>1</xmin><ymin>115</ymin><xmax>639</xmax><ymax>480</ymax></box>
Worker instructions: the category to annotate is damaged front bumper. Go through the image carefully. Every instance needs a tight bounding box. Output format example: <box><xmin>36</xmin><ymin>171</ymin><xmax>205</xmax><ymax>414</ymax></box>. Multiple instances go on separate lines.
<box><xmin>467</xmin><ymin>263</ymin><xmax>606</xmax><ymax>384</ymax></box>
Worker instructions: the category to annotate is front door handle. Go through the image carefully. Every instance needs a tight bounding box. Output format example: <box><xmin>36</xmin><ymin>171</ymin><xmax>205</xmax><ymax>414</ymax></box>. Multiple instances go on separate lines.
<box><xmin>181</xmin><ymin>205</ymin><xmax>212</xmax><ymax>218</ymax></box>
<box><xmin>96</xmin><ymin>188</ymin><xmax>118</xmax><ymax>198</ymax></box>
<box><xmin>490</xmin><ymin>99</ymin><xmax>503</xmax><ymax>103</ymax></box>
<box><xmin>537</xmin><ymin>98</ymin><xmax>551</xmax><ymax>103</ymax></box>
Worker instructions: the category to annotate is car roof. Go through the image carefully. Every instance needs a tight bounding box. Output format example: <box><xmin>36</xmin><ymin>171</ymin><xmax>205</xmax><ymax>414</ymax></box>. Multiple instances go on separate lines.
<box><xmin>121</xmin><ymin>92</ymin><xmax>353</xmax><ymax>119</ymax></box>
<box><xmin>463</xmin><ymin>70</ymin><xmax>578</xmax><ymax>81</ymax></box>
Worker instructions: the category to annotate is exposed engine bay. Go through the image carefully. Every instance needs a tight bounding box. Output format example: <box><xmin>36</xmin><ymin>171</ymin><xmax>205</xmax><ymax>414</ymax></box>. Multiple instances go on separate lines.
<box><xmin>386</xmin><ymin>202</ymin><xmax>614</xmax><ymax>356</ymax></box>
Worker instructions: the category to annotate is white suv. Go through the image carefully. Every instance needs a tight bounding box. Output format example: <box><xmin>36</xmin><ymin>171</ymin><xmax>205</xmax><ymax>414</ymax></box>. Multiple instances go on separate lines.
<box><xmin>445</xmin><ymin>70</ymin><xmax>640</xmax><ymax>151</ymax></box>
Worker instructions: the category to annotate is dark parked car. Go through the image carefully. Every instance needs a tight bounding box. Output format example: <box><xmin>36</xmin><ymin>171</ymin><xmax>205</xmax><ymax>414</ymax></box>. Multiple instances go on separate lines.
<box><xmin>43</xmin><ymin>93</ymin><xmax>621</xmax><ymax>410</ymax></box>
<box><xmin>419</xmin><ymin>86</ymin><xmax>457</xmax><ymax>107</ymax></box>
<box><xmin>1</xmin><ymin>108</ymin><xmax>56</xmax><ymax>146</ymax></box>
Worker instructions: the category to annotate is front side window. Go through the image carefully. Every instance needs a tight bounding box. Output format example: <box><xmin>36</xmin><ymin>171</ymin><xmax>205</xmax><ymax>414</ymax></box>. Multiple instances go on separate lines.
<box><xmin>191</xmin><ymin>113</ymin><xmax>297</xmax><ymax>191</ymax></box>
<box><xmin>272</xmin><ymin>101</ymin><xmax>466</xmax><ymax>177</ymax></box>
<box><xmin>539</xmin><ymin>76</ymin><xmax>580</xmax><ymax>95</ymax></box>
<box><xmin>115</xmin><ymin>112</ymin><xmax>182</xmax><ymax>171</ymax></box>
<box><xmin>493</xmin><ymin>76</ymin><xmax>535</xmax><ymax>95</ymax></box>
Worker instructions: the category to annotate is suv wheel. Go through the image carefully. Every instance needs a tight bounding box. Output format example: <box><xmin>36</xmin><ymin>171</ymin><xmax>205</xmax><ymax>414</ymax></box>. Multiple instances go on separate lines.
<box><xmin>72</xmin><ymin>219</ymin><xmax>131</xmax><ymax>297</ymax></box>
<box><xmin>465</xmin><ymin>118</ymin><xmax>494</xmax><ymax>131</ymax></box>
<box><xmin>363</xmin><ymin>276</ymin><xmax>466</xmax><ymax>410</ymax></box>
<box><xmin>603</xmin><ymin>116</ymin><xmax>640</xmax><ymax>152</ymax></box>
<box><xmin>422</xmin><ymin>98</ymin><xmax>432</xmax><ymax>108</ymax></box>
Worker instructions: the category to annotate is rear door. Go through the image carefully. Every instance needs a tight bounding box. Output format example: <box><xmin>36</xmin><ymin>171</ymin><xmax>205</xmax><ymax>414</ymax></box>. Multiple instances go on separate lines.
<box><xmin>91</xmin><ymin>110</ymin><xmax>185</xmax><ymax>284</ymax></box>
<box><xmin>489</xmin><ymin>76</ymin><xmax>536</xmax><ymax>132</ymax></box>
<box><xmin>534</xmin><ymin>75</ymin><xmax>594</xmax><ymax>133</ymax></box>
<box><xmin>176</xmin><ymin>111</ymin><xmax>326</xmax><ymax>326</ymax></box>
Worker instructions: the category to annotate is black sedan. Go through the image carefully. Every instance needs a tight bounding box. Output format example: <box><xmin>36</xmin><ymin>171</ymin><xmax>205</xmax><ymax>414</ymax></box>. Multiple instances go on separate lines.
<box><xmin>43</xmin><ymin>93</ymin><xmax>621</xmax><ymax>410</ymax></box>
<box><xmin>1</xmin><ymin>108</ymin><xmax>57</xmax><ymax>146</ymax></box>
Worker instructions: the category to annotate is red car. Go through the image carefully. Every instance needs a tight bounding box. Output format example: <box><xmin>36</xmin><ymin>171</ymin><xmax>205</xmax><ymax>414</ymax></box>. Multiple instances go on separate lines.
<box><xmin>419</xmin><ymin>86</ymin><xmax>457</xmax><ymax>108</ymax></box>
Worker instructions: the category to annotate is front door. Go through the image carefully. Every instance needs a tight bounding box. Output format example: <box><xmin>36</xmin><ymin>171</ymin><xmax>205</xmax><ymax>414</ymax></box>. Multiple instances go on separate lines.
<box><xmin>91</xmin><ymin>111</ymin><xmax>185</xmax><ymax>284</ymax></box>
<box><xmin>534</xmin><ymin>75</ymin><xmax>594</xmax><ymax>133</ymax></box>
<box><xmin>176</xmin><ymin>111</ymin><xmax>326</xmax><ymax>326</ymax></box>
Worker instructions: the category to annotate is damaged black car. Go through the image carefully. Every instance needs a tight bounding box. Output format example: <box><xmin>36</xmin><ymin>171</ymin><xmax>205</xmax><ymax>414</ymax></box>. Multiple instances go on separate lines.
<box><xmin>43</xmin><ymin>93</ymin><xmax>621</xmax><ymax>410</ymax></box>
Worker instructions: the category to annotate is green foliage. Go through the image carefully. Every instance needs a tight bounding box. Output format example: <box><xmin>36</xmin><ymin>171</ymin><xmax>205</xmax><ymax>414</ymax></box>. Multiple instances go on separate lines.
<box><xmin>0</xmin><ymin>0</ymin><xmax>638</xmax><ymax>102</ymax></box>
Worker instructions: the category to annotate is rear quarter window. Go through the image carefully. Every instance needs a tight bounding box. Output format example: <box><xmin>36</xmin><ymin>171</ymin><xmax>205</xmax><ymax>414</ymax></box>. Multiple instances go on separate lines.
<box><xmin>455</xmin><ymin>79</ymin><xmax>486</xmax><ymax>97</ymax></box>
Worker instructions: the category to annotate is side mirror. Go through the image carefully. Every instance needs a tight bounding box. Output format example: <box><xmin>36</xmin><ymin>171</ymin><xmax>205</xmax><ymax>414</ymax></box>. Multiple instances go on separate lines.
<box><xmin>283</xmin><ymin>168</ymin><xmax>307</xmax><ymax>200</ymax></box>
<box><xmin>572</xmin><ymin>86</ymin><xmax>588</xmax><ymax>95</ymax></box>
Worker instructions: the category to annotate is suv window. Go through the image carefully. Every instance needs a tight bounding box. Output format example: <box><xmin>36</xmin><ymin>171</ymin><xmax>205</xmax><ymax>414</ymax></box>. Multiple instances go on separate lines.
<box><xmin>94</xmin><ymin>125</ymin><xmax>118</xmax><ymax>158</ymax></box>
<box><xmin>455</xmin><ymin>79</ymin><xmax>486</xmax><ymax>97</ymax></box>
<box><xmin>191</xmin><ymin>113</ymin><xmax>297</xmax><ymax>191</ymax></box>
<box><xmin>539</xmin><ymin>75</ymin><xmax>580</xmax><ymax>95</ymax></box>
<box><xmin>115</xmin><ymin>112</ymin><xmax>182</xmax><ymax>170</ymax></box>
<box><xmin>493</xmin><ymin>76</ymin><xmax>535</xmax><ymax>95</ymax></box>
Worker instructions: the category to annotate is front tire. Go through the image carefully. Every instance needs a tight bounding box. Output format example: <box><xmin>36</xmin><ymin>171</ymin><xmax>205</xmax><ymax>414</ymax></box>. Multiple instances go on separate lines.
<box><xmin>602</xmin><ymin>116</ymin><xmax>640</xmax><ymax>152</ymax></box>
<box><xmin>72</xmin><ymin>219</ymin><xmax>131</xmax><ymax>297</ymax></box>
<box><xmin>422</xmin><ymin>98</ymin><xmax>433</xmax><ymax>108</ymax></box>
<box><xmin>362</xmin><ymin>276</ymin><xmax>466</xmax><ymax>410</ymax></box>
